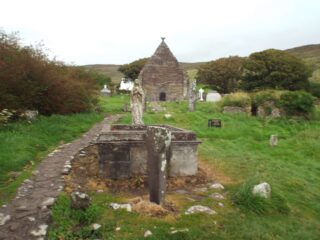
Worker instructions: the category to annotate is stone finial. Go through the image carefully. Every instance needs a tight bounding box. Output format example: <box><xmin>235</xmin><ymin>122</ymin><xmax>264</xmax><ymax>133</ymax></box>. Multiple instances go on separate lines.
<box><xmin>161</xmin><ymin>37</ymin><xmax>166</xmax><ymax>42</ymax></box>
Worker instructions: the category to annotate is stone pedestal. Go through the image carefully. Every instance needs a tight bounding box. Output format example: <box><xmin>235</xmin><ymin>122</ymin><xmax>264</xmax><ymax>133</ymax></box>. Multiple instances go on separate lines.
<box><xmin>145</xmin><ymin>126</ymin><xmax>172</xmax><ymax>205</ymax></box>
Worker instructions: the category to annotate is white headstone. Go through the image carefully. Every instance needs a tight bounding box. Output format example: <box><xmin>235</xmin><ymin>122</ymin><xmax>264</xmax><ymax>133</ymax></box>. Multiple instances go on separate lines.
<box><xmin>120</xmin><ymin>78</ymin><xmax>134</xmax><ymax>91</ymax></box>
<box><xmin>101</xmin><ymin>84</ymin><xmax>111</xmax><ymax>96</ymax></box>
<box><xmin>206</xmin><ymin>91</ymin><xmax>222</xmax><ymax>102</ymax></box>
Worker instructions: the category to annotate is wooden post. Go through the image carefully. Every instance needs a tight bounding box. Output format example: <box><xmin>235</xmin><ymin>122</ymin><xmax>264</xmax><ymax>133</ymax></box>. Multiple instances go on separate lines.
<box><xmin>145</xmin><ymin>126</ymin><xmax>172</xmax><ymax>205</ymax></box>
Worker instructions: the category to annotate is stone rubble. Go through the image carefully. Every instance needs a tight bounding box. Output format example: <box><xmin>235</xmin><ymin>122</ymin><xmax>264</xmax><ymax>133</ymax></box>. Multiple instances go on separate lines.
<box><xmin>30</xmin><ymin>224</ymin><xmax>48</xmax><ymax>237</ymax></box>
<box><xmin>170</xmin><ymin>228</ymin><xmax>189</xmax><ymax>234</ymax></box>
<box><xmin>209</xmin><ymin>193</ymin><xmax>224</xmax><ymax>200</ymax></box>
<box><xmin>110</xmin><ymin>203</ymin><xmax>132</xmax><ymax>212</ymax></box>
<box><xmin>185</xmin><ymin>205</ymin><xmax>216</xmax><ymax>215</ymax></box>
<box><xmin>209</xmin><ymin>183</ymin><xmax>225</xmax><ymax>190</ymax></box>
<box><xmin>71</xmin><ymin>192</ymin><xmax>91</xmax><ymax>209</ymax></box>
<box><xmin>92</xmin><ymin>223</ymin><xmax>101</xmax><ymax>230</ymax></box>
<box><xmin>218</xmin><ymin>202</ymin><xmax>224</xmax><ymax>207</ymax></box>
<box><xmin>0</xmin><ymin>213</ymin><xmax>11</xmax><ymax>225</ymax></box>
<box><xmin>252</xmin><ymin>182</ymin><xmax>271</xmax><ymax>198</ymax></box>
<box><xmin>41</xmin><ymin>197</ymin><xmax>55</xmax><ymax>207</ymax></box>
<box><xmin>144</xmin><ymin>230</ymin><xmax>153</xmax><ymax>237</ymax></box>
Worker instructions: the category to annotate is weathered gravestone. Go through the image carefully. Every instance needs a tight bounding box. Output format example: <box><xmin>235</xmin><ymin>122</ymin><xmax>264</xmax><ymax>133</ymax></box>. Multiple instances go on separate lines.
<box><xmin>188</xmin><ymin>80</ymin><xmax>197</xmax><ymax>112</ymax></box>
<box><xmin>145</xmin><ymin>126</ymin><xmax>172</xmax><ymax>205</ymax></box>
<box><xmin>269</xmin><ymin>135</ymin><xmax>278</xmax><ymax>147</ymax></box>
<box><xmin>131</xmin><ymin>79</ymin><xmax>145</xmax><ymax>125</ymax></box>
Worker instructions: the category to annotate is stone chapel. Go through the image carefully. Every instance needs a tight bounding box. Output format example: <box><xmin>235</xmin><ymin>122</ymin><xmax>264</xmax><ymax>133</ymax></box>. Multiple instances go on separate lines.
<box><xmin>138</xmin><ymin>38</ymin><xmax>188</xmax><ymax>101</ymax></box>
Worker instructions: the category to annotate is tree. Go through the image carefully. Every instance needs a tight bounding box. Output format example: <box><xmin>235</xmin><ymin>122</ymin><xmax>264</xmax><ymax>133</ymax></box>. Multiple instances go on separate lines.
<box><xmin>241</xmin><ymin>49</ymin><xmax>310</xmax><ymax>91</ymax></box>
<box><xmin>196</xmin><ymin>56</ymin><xmax>245</xmax><ymax>93</ymax></box>
<box><xmin>118</xmin><ymin>58</ymin><xmax>149</xmax><ymax>80</ymax></box>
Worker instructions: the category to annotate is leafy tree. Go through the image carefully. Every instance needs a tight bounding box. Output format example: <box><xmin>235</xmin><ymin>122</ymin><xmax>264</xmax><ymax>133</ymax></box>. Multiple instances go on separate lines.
<box><xmin>196</xmin><ymin>56</ymin><xmax>245</xmax><ymax>93</ymax></box>
<box><xmin>241</xmin><ymin>49</ymin><xmax>310</xmax><ymax>91</ymax></box>
<box><xmin>118</xmin><ymin>58</ymin><xmax>148</xmax><ymax>80</ymax></box>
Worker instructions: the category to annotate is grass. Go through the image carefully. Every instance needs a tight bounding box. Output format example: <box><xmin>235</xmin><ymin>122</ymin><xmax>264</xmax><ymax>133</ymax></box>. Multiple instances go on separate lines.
<box><xmin>48</xmin><ymin>96</ymin><xmax>320</xmax><ymax>239</ymax></box>
<box><xmin>0</xmin><ymin>95</ymin><xmax>128</xmax><ymax>204</ymax></box>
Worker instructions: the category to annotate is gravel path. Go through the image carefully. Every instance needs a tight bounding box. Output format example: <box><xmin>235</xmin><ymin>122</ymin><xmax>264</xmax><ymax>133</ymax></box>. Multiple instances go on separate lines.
<box><xmin>0</xmin><ymin>115</ymin><xmax>120</xmax><ymax>240</ymax></box>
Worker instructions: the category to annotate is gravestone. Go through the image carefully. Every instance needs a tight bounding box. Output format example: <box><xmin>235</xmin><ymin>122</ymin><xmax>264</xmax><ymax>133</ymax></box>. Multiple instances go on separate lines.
<box><xmin>208</xmin><ymin>119</ymin><xmax>222</xmax><ymax>128</ymax></box>
<box><xmin>145</xmin><ymin>126</ymin><xmax>172</xmax><ymax>205</ymax></box>
<box><xmin>131</xmin><ymin>79</ymin><xmax>145</xmax><ymax>125</ymax></box>
<box><xmin>269</xmin><ymin>135</ymin><xmax>278</xmax><ymax>147</ymax></box>
<box><xmin>188</xmin><ymin>80</ymin><xmax>197</xmax><ymax>112</ymax></box>
<box><xmin>206</xmin><ymin>91</ymin><xmax>222</xmax><ymax>102</ymax></box>
<box><xmin>101</xmin><ymin>84</ymin><xmax>111</xmax><ymax>96</ymax></box>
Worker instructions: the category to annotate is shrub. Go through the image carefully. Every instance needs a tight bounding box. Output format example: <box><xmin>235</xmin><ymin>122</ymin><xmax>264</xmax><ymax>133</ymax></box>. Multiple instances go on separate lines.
<box><xmin>280</xmin><ymin>91</ymin><xmax>315</xmax><ymax>117</ymax></box>
<box><xmin>0</xmin><ymin>31</ymin><xmax>99</xmax><ymax>115</ymax></box>
<box><xmin>308</xmin><ymin>82</ymin><xmax>320</xmax><ymax>98</ymax></box>
<box><xmin>220</xmin><ymin>92</ymin><xmax>251</xmax><ymax>108</ymax></box>
<box><xmin>251</xmin><ymin>90</ymin><xmax>283</xmax><ymax>107</ymax></box>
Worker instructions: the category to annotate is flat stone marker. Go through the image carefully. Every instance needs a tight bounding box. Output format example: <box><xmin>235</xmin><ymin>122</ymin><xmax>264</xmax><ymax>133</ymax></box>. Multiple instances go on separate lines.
<box><xmin>145</xmin><ymin>126</ymin><xmax>172</xmax><ymax>205</ymax></box>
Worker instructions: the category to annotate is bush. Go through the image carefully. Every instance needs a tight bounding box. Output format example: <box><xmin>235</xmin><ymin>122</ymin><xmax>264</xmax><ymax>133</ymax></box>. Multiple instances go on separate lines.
<box><xmin>280</xmin><ymin>91</ymin><xmax>315</xmax><ymax>117</ymax></box>
<box><xmin>220</xmin><ymin>92</ymin><xmax>251</xmax><ymax>108</ymax></box>
<box><xmin>251</xmin><ymin>90</ymin><xmax>283</xmax><ymax>107</ymax></box>
<box><xmin>308</xmin><ymin>82</ymin><xmax>320</xmax><ymax>98</ymax></box>
<box><xmin>0</xmin><ymin>31</ymin><xmax>99</xmax><ymax>115</ymax></box>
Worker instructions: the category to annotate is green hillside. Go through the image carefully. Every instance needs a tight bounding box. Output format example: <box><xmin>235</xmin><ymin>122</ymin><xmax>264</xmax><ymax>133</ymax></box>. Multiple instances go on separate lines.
<box><xmin>84</xmin><ymin>44</ymin><xmax>320</xmax><ymax>84</ymax></box>
<box><xmin>285</xmin><ymin>44</ymin><xmax>320</xmax><ymax>83</ymax></box>
<box><xmin>84</xmin><ymin>62</ymin><xmax>203</xmax><ymax>83</ymax></box>
<box><xmin>83</xmin><ymin>64</ymin><xmax>124</xmax><ymax>83</ymax></box>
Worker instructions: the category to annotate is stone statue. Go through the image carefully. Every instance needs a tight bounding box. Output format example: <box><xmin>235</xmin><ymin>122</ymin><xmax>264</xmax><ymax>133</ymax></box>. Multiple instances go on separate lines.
<box><xmin>188</xmin><ymin>80</ymin><xmax>197</xmax><ymax>112</ymax></box>
<box><xmin>131</xmin><ymin>79</ymin><xmax>145</xmax><ymax>125</ymax></box>
<box><xmin>199</xmin><ymin>88</ymin><xmax>204</xmax><ymax>101</ymax></box>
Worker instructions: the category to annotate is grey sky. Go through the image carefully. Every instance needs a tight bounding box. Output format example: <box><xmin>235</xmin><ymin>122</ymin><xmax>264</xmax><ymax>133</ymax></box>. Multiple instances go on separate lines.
<box><xmin>1</xmin><ymin>0</ymin><xmax>319</xmax><ymax>65</ymax></box>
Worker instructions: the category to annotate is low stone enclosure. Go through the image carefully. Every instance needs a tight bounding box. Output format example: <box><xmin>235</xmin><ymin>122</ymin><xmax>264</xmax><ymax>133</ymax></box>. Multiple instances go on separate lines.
<box><xmin>96</xmin><ymin>124</ymin><xmax>201</xmax><ymax>180</ymax></box>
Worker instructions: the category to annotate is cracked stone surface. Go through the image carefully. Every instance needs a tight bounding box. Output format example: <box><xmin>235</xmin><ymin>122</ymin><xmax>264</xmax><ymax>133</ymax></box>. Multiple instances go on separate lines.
<box><xmin>0</xmin><ymin>115</ymin><xmax>120</xmax><ymax>240</ymax></box>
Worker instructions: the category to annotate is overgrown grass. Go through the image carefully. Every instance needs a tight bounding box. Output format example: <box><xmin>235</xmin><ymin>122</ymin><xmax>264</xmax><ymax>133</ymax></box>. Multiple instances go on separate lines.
<box><xmin>91</xmin><ymin>97</ymin><xmax>319</xmax><ymax>239</ymax></box>
<box><xmin>49</xmin><ymin>194</ymin><xmax>103</xmax><ymax>240</ymax></box>
<box><xmin>23</xmin><ymin>95</ymin><xmax>320</xmax><ymax>239</ymax></box>
<box><xmin>0</xmin><ymin>95</ymin><xmax>128</xmax><ymax>203</ymax></box>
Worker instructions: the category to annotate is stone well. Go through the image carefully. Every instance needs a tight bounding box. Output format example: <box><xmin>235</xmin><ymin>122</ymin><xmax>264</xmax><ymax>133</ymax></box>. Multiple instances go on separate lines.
<box><xmin>96</xmin><ymin>124</ymin><xmax>201</xmax><ymax>179</ymax></box>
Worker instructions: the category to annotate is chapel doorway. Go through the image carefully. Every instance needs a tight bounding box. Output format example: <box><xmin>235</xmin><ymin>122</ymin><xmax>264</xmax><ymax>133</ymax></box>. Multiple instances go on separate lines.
<box><xmin>159</xmin><ymin>92</ymin><xmax>166</xmax><ymax>101</ymax></box>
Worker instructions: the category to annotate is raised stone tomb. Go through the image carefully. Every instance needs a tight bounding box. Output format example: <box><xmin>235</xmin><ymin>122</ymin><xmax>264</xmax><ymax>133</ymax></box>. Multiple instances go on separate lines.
<box><xmin>97</xmin><ymin>124</ymin><xmax>201</xmax><ymax>179</ymax></box>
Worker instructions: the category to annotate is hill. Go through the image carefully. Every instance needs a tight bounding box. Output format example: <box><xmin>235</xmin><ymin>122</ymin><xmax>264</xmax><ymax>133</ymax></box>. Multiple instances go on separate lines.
<box><xmin>83</xmin><ymin>64</ymin><xmax>124</xmax><ymax>83</ymax></box>
<box><xmin>84</xmin><ymin>44</ymin><xmax>320</xmax><ymax>84</ymax></box>
<box><xmin>285</xmin><ymin>44</ymin><xmax>320</xmax><ymax>82</ymax></box>
<box><xmin>84</xmin><ymin>62</ymin><xmax>204</xmax><ymax>83</ymax></box>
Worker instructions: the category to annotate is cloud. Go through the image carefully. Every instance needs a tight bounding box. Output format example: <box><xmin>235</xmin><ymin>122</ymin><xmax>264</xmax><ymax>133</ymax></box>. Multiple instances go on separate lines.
<box><xmin>1</xmin><ymin>0</ymin><xmax>319</xmax><ymax>64</ymax></box>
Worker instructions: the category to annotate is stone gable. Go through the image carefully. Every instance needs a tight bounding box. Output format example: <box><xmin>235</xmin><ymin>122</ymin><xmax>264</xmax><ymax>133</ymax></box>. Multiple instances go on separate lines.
<box><xmin>139</xmin><ymin>39</ymin><xmax>188</xmax><ymax>101</ymax></box>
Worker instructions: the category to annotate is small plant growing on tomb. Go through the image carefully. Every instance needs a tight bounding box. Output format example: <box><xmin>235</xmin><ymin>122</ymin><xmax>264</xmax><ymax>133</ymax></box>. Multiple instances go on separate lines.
<box><xmin>220</xmin><ymin>92</ymin><xmax>251</xmax><ymax>108</ymax></box>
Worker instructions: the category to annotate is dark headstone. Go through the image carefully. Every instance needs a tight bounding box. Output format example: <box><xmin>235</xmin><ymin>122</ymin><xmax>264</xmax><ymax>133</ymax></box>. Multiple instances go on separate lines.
<box><xmin>70</xmin><ymin>192</ymin><xmax>91</xmax><ymax>209</ymax></box>
<box><xmin>208</xmin><ymin>119</ymin><xmax>222</xmax><ymax>128</ymax></box>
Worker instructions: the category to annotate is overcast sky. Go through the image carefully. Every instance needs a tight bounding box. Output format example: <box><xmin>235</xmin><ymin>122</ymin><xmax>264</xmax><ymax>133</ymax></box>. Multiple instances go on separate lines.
<box><xmin>1</xmin><ymin>0</ymin><xmax>319</xmax><ymax>65</ymax></box>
